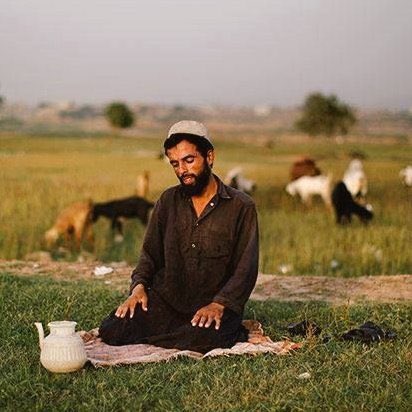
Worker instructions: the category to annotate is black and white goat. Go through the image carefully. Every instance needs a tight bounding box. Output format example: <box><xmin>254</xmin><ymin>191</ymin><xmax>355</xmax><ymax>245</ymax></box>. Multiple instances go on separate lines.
<box><xmin>224</xmin><ymin>167</ymin><xmax>256</xmax><ymax>195</ymax></box>
<box><xmin>92</xmin><ymin>196</ymin><xmax>154</xmax><ymax>242</ymax></box>
<box><xmin>343</xmin><ymin>159</ymin><xmax>368</xmax><ymax>200</ymax></box>
<box><xmin>331</xmin><ymin>181</ymin><xmax>373</xmax><ymax>225</ymax></box>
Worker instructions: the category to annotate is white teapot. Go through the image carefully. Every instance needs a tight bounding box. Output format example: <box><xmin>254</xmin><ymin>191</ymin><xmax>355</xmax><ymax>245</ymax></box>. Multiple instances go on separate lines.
<box><xmin>34</xmin><ymin>321</ymin><xmax>87</xmax><ymax>373</ymax></box>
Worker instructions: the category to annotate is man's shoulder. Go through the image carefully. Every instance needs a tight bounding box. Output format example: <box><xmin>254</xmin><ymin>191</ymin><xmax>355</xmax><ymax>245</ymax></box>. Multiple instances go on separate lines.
<box><xmin>223</xmin><ymin>184</ymin><xmax>256</xmax><ymax>208</ymax></box>
<box><xmin>158</xmin><ymin>185</ymin><xmax>181</xmax><ymax>203</ymax></box>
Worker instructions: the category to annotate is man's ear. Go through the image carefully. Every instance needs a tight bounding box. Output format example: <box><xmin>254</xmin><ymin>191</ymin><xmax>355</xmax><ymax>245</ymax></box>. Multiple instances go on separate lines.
<box><xmin>207</xmin><ymin>149</ymin><xmax>215</xmax><ymax>168</ymax></box>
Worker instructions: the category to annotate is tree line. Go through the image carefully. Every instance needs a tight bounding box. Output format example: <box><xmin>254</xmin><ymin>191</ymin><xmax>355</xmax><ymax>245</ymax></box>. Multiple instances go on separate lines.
<box><xmin>0</xmin><ymin>90</ymin><xmax>356</xmax><ymax>137</ymax></box>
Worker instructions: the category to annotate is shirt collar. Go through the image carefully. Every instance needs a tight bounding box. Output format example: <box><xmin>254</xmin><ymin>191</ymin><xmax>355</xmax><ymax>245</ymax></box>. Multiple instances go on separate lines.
<box><xmin>214</xmin><ymin>174</ymin><xmax>232</xmax><ymax>199</ymax></box>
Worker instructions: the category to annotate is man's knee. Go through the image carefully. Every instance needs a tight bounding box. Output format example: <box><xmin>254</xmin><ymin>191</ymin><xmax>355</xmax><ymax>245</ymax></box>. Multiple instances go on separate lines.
<box><xmin>99</xmin><ymin>312</ymin><xmax>126</xmax><ymax>345</ymax></box>
<box><xmin>99</xmin><ymin>311</ymin><xmax>146</xmax><ymax>346</ymax></box>
<box><xmin>176</xmin><ymin>324</ymin><xmax>238</xmax><ymax>352</ymax></box>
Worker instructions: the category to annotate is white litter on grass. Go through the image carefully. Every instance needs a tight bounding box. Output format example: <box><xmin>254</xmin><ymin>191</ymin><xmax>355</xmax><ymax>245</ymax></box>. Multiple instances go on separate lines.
<box><xmin>297</xmin><ymin>372</ymin><xmax>311</xmax><ymax>380</ymax></box>
<box><xmin>94</xmin><ymin>266</ymin><xmax>114</xmax><ymax>277</ymax></box>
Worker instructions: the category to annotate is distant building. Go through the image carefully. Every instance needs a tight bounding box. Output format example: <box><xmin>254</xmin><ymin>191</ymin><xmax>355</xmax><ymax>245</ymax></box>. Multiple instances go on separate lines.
<box><xmin>253</xmin><ymin>105</ymin><xmax>271</xmax><ymax>117</ymax></box>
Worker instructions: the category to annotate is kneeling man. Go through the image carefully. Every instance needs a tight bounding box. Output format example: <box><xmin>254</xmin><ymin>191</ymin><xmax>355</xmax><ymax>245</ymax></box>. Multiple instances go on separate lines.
<box><xmin>99</xmin><ymin>120</ymin><xmax>259</xmax><ymax>353</ymax></box>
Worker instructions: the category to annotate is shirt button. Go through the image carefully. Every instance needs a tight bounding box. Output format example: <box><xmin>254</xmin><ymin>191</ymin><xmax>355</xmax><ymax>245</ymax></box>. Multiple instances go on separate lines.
<box><xmin>191</xmin><ymin>243</ymin><xmax>196</xmax><ymax>248</ymax></box>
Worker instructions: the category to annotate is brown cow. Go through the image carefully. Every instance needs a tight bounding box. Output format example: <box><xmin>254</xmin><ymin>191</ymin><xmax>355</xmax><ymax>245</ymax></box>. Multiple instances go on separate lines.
<box><xmin>290</xmin><ymin>157</ymin><xmax>321</xmax><ymax>181</ymax></box>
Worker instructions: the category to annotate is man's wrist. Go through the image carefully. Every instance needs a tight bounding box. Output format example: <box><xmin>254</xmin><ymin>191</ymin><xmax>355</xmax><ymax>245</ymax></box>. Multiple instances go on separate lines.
<box><xmin>131</xmin><ymin>283</ymin><xmax>145</xmax><ymax>296</ymax></box>
<box><xmin>211</xmin><ymin>302</ymin><xmax>225</xmax><ymax>310</ymax></box>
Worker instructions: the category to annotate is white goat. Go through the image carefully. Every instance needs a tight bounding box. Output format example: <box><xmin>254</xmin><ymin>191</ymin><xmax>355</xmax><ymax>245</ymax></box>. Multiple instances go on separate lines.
<box><xmin>400</xmin><ymin>166</ymin><xmax>412</xmax><ymax>187</ymax></box>
<box><xmin>343</xmin><ymin>159</ymin><xmax>368</xmax><ymax>199</ymax></box>
<box><xmin>224</xmin><ymin>167</ymin><xmax>256</xmax><ymax>195</ymax></box>
<box><xmin>285</xmin><ymin>175</ymin><xmax>332</xmax><ymax>207</ymax></box>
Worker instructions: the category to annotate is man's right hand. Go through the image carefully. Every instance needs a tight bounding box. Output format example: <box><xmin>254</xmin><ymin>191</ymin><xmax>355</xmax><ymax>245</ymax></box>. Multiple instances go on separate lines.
<box><xmin>115</xmin><ymin>284</ymin><xmax>148</xmax><ymax>318</ymax></box>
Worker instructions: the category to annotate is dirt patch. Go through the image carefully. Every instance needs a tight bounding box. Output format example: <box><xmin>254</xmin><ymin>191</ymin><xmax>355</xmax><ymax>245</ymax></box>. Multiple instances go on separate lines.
<box><xmin>252</xmin><ymin>274</ymin><xmax>412</xmax><ymax>304</ymax></box>
<box><xmin>0</xmin><ymin>259</ymin><xmax>132</xmax><ymax>292</ymax></box>
<box><xmin>1</xmin><ymin>259</ymin><xmax>411</xmax><ymax>304</ymax></box>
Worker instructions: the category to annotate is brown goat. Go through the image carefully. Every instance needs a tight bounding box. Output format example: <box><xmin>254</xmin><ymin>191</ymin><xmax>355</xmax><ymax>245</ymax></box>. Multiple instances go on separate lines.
<box><xmin>290</xmin><ymin>157</ymin><xmax>322</xmax><ymax>181</ymax></box>
<box><xmin>44</xmin><ymin>200</ymin><xmax>94</xmax><ymax>249</ymax></box>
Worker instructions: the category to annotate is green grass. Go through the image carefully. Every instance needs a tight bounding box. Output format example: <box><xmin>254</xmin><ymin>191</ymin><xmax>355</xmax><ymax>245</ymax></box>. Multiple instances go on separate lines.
<box><xmin>0</xmin><ymin>133</ymin><xmax>411</xmax><ymax>276</ymax></box>
<box><xmin>1</xmin><ymin>273</ymin><xmax>411</xmax><ymax>411</ymax></box>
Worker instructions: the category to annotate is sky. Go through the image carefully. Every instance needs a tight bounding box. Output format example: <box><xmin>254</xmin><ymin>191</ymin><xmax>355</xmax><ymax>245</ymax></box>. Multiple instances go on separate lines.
<box><xmin>1</xmin><ymin>0</ymin><xmax>411</xmax><ymax>109</ymax></box>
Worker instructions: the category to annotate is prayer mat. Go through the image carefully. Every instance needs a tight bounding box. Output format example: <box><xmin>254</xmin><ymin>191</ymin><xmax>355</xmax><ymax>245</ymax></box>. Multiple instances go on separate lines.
<box><xmin>79</xmin><ymin>320</ymin><xmax>301</xmax><ymax>367</ymax></box>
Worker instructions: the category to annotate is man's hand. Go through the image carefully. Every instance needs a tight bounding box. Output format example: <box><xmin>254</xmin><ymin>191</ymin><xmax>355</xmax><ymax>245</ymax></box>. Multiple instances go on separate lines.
<box><xmin>191</xmin><ymin>302</ymin><xmax>225</xmax><ymax>330</ymax></box>
<box><xmin>115</xmin><ymin>284</ymin><xmax>148</xmax><ymax>318</ymax></box>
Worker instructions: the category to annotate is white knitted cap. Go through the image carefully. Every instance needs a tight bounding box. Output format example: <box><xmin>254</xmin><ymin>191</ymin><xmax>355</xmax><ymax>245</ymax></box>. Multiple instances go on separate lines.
<box><xmin>167</xmin><ymin>120</ymin><xmax>211</xmax><ymax>143</ymax></box>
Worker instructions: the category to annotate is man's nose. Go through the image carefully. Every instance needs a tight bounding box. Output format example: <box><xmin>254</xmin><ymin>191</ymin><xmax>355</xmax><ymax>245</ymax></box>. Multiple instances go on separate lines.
<box><xmin>177</xmin><ymin>163</ymin><xmax>188</xmax><ymax>175</ymax></box>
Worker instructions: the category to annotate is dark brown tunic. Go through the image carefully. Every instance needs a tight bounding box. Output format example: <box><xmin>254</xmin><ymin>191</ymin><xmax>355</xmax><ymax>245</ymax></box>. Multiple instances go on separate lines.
<box><xmin>130</xmin><ymin>175</ymin><xmax>259</xmax><ymax>315</ymax></box>
<box><xmin>99</xmin><ymin>176</ymin><xmax>259</xmax><ymax>352</ymax></box>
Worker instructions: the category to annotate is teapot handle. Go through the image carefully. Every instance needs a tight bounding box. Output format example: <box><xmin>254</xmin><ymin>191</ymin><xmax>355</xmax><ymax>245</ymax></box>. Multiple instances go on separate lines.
<box><xmin>34</xmin><ymin>322</ymin><xmax>44</xmax><ymax>349</ymax></box>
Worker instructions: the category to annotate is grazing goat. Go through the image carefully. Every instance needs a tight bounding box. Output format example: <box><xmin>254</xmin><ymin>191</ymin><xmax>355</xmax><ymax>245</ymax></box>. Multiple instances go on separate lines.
<box><xmin>290</xmin><ymin>157</ymin><xmax>321</xmax><ymax>181</ymax></box>
<box><xmin>136</xmin><ymin>171</ymin><xmax>150</xmax><ymax>198</ymax></box>
<box><xmin>285</xmin><ymin>175</ymin><xmax>332</xmax><ymax>207</ymax></box>
<box><xmin>92</xmin><ymin>196</ymin><xmax>154</xmax><ymax>242</ymax></box>
<box><xmin>343</xmin><ymin>159</ymin><xmax>368</xmax><ymax>200</ymax></box>
<box><xmin>44</xmin><ymin>200</ymin><xmax>94</xmax><ymax>249</ymax></box>
<box><xmin>224</xmin><ymin>167</ymin><xmax>256</xmax><ymax>195</ymax></box>
<box><xmin>399</xmin><ymin>166</ymin><xmax>412</xmax><ymax>187</ymax></box>
<box><xmin>332</xmin><ymin>181</ymin><xmax>373</xmax><ymax>225</ymax></box>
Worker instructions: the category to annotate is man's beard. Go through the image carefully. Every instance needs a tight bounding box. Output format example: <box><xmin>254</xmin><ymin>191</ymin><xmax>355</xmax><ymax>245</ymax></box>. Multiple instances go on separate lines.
<box><xmin>179</xmin><ymin>162</ymin><xmax>212</xmax><ymax>197</ymax></box>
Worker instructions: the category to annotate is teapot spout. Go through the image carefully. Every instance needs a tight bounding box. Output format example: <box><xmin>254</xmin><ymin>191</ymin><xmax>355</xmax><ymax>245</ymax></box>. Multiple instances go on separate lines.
<box><xmin>34</xmin><ymin>322</ymin><xmax>44</xmax><ymax>349</ymax></box>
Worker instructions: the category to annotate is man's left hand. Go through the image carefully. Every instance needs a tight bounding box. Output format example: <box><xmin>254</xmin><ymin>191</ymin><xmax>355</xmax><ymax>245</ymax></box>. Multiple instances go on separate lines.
<box><xmin>191</xmin><ymin>302</ymin><xmax>225</xmax><ymax>330</ymax></box>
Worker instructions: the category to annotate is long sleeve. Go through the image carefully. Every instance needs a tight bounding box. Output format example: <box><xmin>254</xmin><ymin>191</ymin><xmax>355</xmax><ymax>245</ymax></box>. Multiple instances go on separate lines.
<box><xmin>129</xmin><ymin>197</ymin><xmax>165</xmax><ymax>294</ymax></box>
<box><xmin>212</xmin><ymin>203</ymin><xmax>259</xmax><ymax>314</ymax></box>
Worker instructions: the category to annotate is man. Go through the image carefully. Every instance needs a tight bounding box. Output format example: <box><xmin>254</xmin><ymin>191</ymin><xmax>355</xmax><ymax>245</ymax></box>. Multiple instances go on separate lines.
<box><xmin>99</xmin><ymin>120</ymin><xmax>259</xmax><ymax>353</ymax></box>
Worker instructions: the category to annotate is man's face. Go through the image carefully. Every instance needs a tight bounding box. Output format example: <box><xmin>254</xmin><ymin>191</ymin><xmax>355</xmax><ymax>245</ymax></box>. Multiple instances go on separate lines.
<box><xmin>166</xmin><ymin>140</ymin><xmax>214</xmax><ymax>196</ymax></box>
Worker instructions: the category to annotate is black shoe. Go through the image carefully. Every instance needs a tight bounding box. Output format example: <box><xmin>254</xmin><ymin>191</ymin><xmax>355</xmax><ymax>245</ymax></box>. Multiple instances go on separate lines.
<box><xmin>341</xmin><ymin>321</ymin><xmax>397</xmax><ymax>343</ymax></box>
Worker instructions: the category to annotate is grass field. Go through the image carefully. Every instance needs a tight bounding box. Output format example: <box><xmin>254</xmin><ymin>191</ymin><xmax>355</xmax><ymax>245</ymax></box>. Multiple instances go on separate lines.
<box><xmin>1</xmin><ymin>132</ymin><xmax>410</xmax><ymax>276</ymax></box>
<box><xmin>1</xmin><ymin>273</ymin><xmax>411</xmax><ymax>411</ymax></box>
<box><xmin>1</xmin><ymin>132</ymin><xmax>411</xmax><ymax>410</ymax></box>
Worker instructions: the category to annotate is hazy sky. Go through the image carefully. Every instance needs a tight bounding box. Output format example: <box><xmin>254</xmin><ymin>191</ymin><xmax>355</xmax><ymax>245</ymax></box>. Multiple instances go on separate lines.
<box><xmin>1</xmin><ymin>0</ymin><xmax>411</xmax><ymax>109</ymax></box>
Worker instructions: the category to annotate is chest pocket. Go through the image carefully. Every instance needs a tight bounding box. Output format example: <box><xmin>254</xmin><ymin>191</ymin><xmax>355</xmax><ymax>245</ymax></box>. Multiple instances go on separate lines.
<box><xmin>202</xmin><ymin>236</ymin><xmax>231</xmax><ymax>258</ymax></box>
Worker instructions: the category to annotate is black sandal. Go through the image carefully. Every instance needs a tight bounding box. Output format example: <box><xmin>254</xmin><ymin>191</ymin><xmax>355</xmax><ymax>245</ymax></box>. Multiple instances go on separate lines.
<box><xmin>341</xmin><ymin>321</ymin><xmax>397</xmax><ymax>343</ymax></box>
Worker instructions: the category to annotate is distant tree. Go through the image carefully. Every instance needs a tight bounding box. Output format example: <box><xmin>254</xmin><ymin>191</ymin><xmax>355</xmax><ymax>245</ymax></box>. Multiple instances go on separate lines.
<box><xmin>104</xmin><ymin>102</ymin><xmax>135</xmax><ymax>129</ymax></box>
<box><xmin>296</xmin><ymin>92</ymin><xmax>356</xmax><ymax>137</ymax></box>
<box><xmin>0</xmin><ymin>81</ymin><xmax>4</xmax><ymax>109</ymax></box>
